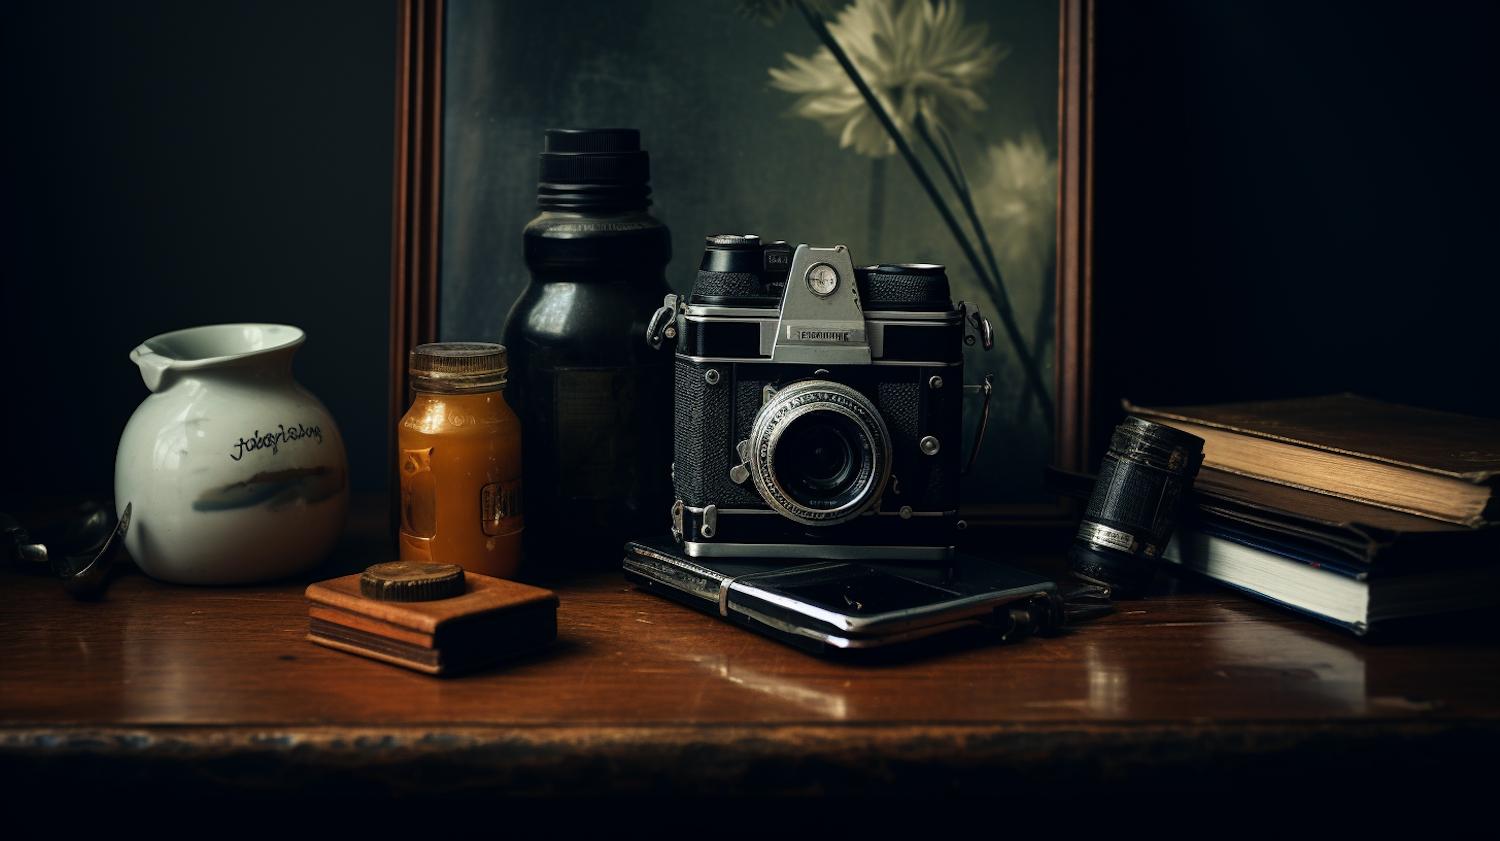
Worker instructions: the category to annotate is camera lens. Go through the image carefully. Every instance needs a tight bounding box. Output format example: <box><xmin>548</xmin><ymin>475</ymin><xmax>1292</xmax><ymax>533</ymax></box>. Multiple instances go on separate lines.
<box><xmin>1067</xmin><ymin>417</ymin><xmax>1204</xmax><ymax>599</ymax></box>
<box><xmin>778</xmin><ymin>413</ymin><xmax>864</xmax><ymax>506</ymax></box>
<box><xmin>747</xmin><ymin>381</ymin><xmax>891</xmax><ymax>525</ymax></box>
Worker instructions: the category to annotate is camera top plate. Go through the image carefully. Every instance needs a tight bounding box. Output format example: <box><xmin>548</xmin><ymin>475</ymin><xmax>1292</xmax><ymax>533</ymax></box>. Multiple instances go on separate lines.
<box><xmin>771</xmin><ymin>244</ymin><xmax>871</xmax><ymax>366</ymax></box>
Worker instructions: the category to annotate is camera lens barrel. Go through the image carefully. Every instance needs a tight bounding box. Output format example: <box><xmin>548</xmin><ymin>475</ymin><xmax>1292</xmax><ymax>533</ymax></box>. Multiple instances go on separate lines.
<box><xmin>1067</xmin><ymin>417</ymin><xmax>1204</xmax><ymax>599</ymax></box>
<box><xmin>747</xmin><ymin>380</ymin><xmax>892</xmax><ymax>526</ymax></box>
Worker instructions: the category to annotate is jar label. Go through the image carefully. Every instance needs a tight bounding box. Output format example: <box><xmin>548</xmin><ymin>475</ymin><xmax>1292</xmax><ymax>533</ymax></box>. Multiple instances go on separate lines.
<box><xmin>400</xmin><ymin>447</ymin><xmax>437</xmax><ymax>538</ymax></box>
<box><xmin>480</xmin><ymin>478</ymin><xmax>523</xmax><ymax>536</ymax></box>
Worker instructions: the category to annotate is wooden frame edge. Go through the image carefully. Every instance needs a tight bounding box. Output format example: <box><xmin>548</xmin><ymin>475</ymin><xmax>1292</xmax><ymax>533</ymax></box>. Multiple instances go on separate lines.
<box><xmin>389</xmin><ymin>0</ymin><xmax>444</xmax><ymax>509</ymax></box>
<box><xmin>962</xmin><ymin>0</ymin><xmax>1093</xmax><ymax>528</ymax></box>
<box><xmin>1058</xmin><ymin>0</ymin><xmax>1095</xmax><ymax>479</ymax></box>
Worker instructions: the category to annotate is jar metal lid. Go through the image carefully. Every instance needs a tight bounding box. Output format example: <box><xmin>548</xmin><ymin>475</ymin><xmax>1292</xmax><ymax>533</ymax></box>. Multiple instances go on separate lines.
<box><xmin>409</xmin><ymin>342</ymin><xmax>508</xmax><ymax>392</ymax></box>
<box><xmin>360</xmin><ymin>561</ymin><xmax>466</xmax><ymax>602</ymax></box>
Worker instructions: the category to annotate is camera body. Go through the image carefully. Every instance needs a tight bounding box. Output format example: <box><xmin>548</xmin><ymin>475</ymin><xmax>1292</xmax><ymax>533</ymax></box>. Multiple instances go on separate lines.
<box><xmin>647</xmin><ymin>235</ymin><xmax>992</xmax><ymax>561</ymax></box>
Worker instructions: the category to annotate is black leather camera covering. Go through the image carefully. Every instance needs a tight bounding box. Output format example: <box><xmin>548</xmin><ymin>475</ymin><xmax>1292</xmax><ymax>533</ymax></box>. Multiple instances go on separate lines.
<box><xmin>676</xmin><ymin>316</ymin><xmax>963</xmax><ymax>363</ymax></box>
<box><xmin>854</xmin><ymin>267</ymin><xmax>952</xmax><ymax>312</ymax></box>
<box><xmin>691</xmin><ymin>269</ymin><xmax>772</xmax><ymax>302</ymax></box>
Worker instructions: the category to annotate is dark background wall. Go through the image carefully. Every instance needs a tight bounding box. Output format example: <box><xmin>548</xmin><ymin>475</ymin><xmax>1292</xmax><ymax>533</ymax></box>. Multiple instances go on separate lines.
<box><xmin>3</xmin><ymin>1</ymin><xmax>398</xmax><ymax>498</ymax></box>
<box><xmin>3</xmin><ymin>0</ymin><xmax>1494</xmax><ymax>505</ymax></box>
<box><xmin>1092</xmin><ymin>1</ymin><xmax>1499</xmax><ymax>456</ymax></box>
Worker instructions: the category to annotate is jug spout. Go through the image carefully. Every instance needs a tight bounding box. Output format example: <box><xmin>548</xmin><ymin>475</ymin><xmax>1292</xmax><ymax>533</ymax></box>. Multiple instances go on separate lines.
<box><xmin>131</xmin><ymin>346</ymin><xmax>177</xmax><ymax>393</ymax></box>
<box><xmin>126</xmin><ymin>323</ymin><xmax>305</xmax><ymax>392</ymax></box>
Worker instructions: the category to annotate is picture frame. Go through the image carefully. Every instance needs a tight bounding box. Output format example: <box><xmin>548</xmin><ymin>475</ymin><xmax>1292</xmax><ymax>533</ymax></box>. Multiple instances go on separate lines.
<box><xmin>390</xmin><ymin>0</ymin><xmax>1094</xmax><ymax>529</ymax></box>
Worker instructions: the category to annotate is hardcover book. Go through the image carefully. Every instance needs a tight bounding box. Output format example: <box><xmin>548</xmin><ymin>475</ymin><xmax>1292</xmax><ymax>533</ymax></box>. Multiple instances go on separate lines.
<box><xmin>1164</xmin><ymin>516</ymin><xmax>1500</xmax><ymax>635</ymax></box>
<box><xmin>1190</xmin><ymin>467</ymin><xmax>1500</xmax><ymax>569</ymax></box>
<box><xmin>1125</xmin><ymin>394</ymin><xmax>1500</xmax><ymax>526</ymax></box>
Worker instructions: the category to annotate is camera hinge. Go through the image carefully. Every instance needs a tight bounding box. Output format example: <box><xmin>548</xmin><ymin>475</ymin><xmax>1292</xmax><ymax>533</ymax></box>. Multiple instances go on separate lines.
<box><xmin>647</xmin><ymin>293</ymin><xmax>683</xmax><ymax>350</ymax></box>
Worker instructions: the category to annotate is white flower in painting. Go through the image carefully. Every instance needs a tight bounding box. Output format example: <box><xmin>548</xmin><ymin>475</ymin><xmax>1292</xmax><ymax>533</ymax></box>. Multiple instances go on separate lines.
<box><xmin>979</xmin><ymin>132</ymin><xmax>1058</xmax><ymax>290</ymax></box>
<box><xmin>769</xmin><ymin>0</ymin><xmax>1005</xmax><ymax>158</ymax></box>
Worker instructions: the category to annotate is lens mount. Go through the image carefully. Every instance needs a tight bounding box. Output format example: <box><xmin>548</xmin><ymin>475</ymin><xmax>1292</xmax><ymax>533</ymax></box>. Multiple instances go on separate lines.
<box><xmin>747</xmin><ymin>380</ymin><xmax>891</xmax><ymax>526</ymax></box>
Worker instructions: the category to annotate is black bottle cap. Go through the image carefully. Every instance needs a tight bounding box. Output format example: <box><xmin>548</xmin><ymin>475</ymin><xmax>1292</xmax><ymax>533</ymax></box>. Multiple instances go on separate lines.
<box><xmin>538</xmin><ymin>127</ymin><xmax>652</xmax><ymax>211</ymax></box>
<box><xmin>360</xmin><ymin>561</ymin><xmax>466</xmax><ymax>602</ymax></box>
<box><xmin>544</xmin><ymin>128</ymin><xmax>640</xmax><ymax>153</ymax></box>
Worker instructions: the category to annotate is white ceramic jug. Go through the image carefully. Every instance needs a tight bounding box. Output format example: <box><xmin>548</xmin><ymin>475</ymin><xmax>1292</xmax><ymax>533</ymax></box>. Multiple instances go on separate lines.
<box><xmin>115</xmin><ymin>323</ymin><xmax>349</xmax><ymax>584</ymax></box>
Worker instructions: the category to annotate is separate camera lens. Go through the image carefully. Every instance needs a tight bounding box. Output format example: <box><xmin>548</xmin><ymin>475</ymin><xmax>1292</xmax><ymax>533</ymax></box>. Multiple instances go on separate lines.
<box><xmin>747</xmin><ymin>381</ymin><xmax>892</xmax><ymax>526</ymax></box>
<box><xmin>1067</xmin><ymin>417</ymin><xmax>1204</xmax><ymax>599</ymax></box>
<box><xmin>778</xmin><ymin>414</ymin><xmax>863</xmax><ymax>505</ymax></box>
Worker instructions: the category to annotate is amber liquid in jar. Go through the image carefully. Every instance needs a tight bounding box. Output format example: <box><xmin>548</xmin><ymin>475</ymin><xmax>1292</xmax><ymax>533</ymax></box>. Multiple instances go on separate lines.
<box><xmin>398</xmin><ymin>344</ymin><xmax>523</xmax><ymax>578</ymax></box>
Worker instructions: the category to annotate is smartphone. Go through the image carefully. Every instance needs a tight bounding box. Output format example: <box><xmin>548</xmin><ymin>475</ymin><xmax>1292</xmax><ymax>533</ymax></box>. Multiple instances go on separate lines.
<box><xmin>623</xmin><ymin>537</ymin><xmax>1055</xmax><ymax>654</ymax></box>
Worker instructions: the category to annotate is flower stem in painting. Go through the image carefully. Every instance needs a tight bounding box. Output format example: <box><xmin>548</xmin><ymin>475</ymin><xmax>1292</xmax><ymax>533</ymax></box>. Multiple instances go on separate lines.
<box><xmin>917</xmin><ymin>115</ymin><xmax>1050</xmax><ymax>424</ymax></box>
<box><xmin>792</xmin><ymin>0</ymin><xmax>1053</xmax><ymax>428</ymax></box>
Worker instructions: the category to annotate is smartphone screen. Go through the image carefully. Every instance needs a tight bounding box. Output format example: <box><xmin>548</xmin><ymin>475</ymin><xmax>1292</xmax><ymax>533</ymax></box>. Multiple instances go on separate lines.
<box><xmin>757</xmin><ymin>568</ymin><xmax>961</xmax><ymax>615</ymax></box>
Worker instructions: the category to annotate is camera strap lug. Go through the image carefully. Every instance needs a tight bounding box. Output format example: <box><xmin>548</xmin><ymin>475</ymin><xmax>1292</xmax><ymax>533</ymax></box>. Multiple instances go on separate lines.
<box><xmin>959</xmin><ymin>301</ymin><xmax>995</xmax><ymax>351</ymax></box>
<box><xmin>646</xmin><ymin>293</ymin><xmax>682</xmax><ymax>349</ymax></box>
<box><xmin>962</xmin><ymin>373</ymin><xmax>995</xmax><ymax>476</ymax></box>
<box><xmin>671</xmin><ymin>499</ymin><xmax>684</xmax><ymax>542</ymax></box>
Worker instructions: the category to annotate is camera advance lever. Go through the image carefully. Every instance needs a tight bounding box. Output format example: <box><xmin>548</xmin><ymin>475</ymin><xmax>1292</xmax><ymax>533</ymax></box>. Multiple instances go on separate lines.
<box><xmin>959</xmin><ymin>301</ymin><xmax>994</xmax><ymax>350</ymax></box>
<box><xmin>646</xmin><ymin>293</ymin><xmax>681</xmax><ymax>349</ymax></box>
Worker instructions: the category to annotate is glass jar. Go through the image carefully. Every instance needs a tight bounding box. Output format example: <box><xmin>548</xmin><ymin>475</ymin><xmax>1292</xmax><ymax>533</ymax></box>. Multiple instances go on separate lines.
<box><xmin>397</xmin><ymin>342</ymin><xmax>523</xmax><ymax>578</ymax></box>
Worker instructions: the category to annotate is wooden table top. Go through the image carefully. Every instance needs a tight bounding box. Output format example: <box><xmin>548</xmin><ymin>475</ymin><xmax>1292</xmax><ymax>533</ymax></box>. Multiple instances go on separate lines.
<box><xmin>3</xmin><ymin>496</ymin><xmax>1498</xmax><ymax>798</ymax></box>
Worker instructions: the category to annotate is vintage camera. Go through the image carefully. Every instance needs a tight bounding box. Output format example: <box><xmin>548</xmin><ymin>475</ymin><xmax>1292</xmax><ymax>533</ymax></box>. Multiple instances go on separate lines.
<box><xmin>645</xmin><ymin>235</ymin><xmax>994</xmax><ymax>561</ymax></box>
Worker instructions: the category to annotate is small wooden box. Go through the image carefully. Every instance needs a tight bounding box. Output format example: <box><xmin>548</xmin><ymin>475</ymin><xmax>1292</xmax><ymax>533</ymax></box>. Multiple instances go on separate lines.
<box><xmin>305</xmin><ymin>572</ymin><xmax>557</xmax><ymax>675</ymax></box>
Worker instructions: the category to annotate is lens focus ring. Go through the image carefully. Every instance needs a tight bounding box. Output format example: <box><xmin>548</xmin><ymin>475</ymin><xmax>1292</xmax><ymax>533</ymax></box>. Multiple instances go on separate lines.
<box><xmin>747</xmin><ymin>381</ymin><xmax>892</xmax><ymax>526</ymax></box>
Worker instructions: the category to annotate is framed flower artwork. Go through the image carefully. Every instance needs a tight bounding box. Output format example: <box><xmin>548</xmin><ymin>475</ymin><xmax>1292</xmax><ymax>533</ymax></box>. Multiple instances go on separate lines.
<box><xmin>391</xmin><ymin>0</ymin><xmax>1094</xmax><ymax>531</ymax></box>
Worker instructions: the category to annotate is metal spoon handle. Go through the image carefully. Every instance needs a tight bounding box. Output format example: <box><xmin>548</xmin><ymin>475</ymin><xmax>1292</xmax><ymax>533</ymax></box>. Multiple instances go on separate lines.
<box><xmin>56</xmin><ymin>503</ymin><xmax>131</xmax><ymax>600</ymax></box>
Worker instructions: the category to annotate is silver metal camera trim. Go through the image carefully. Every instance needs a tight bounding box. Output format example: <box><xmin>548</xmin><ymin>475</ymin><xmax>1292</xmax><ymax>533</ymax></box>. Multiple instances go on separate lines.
<box><xmin>772</xmin><ymin>245</ymin><xmax>871</xmax><ymax>366</ymax></box>
<box><xmin>682</xmin><ymin>539</ymin><xmax>955</xmax><ymax>561</ymax></box>
<box><xmin>804</xmin><ymin>261</ymin><xmax>840</xmax><ymax>297</ymax></box>
<box><xmin>1077</xmin><ymin>521</ymin><xmax>1140</xmax><ymax>555</ymax></box>
<box><xmin>678</xmin><ymin>353</ymin><xmax>961</xmax><ymax>368</ymax></box>
<box><xmin>682</xmin><ymin>305</ymin><xmax>779</xmax><ymax>317</ymax></box>
<box><xmin>746</xmin><ymin>380</ymin><xmax>892</xmax><ymax>527</ymax></box>
<box><xmin>682</xmin><ymin>299</ymin><xmax>962</xmax><ymax>365</ymax></box>
<box><xmin>681</xmin><ymin>304</ymin><xmax>961</xmax><ymax>320</ymax></box>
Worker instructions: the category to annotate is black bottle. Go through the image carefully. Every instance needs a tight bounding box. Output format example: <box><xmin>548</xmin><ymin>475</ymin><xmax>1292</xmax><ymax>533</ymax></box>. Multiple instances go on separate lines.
<box><xmin>502</xmin><ymin>128</ymin><xmax>673</xmax><ymax>565</ymax></box>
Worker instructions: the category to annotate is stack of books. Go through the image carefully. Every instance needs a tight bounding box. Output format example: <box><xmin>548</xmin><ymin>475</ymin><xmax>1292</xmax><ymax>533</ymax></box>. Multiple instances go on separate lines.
<box><xmin>1126</xmin><ymin>394</ymin><xmax>1500</xmax><ymax>635</ymax></box>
